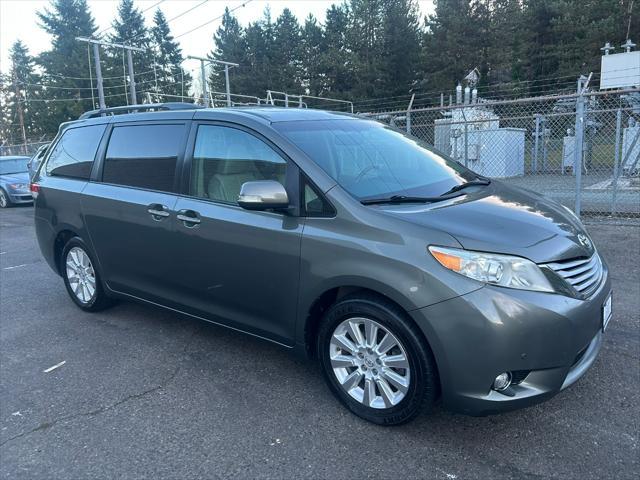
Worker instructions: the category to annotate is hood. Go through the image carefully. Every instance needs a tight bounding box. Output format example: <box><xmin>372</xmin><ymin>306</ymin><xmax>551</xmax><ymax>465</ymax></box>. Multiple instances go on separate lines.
<box><xmin>0</xmin><ymin>172</ymin><xmax>30</xmax><ymax>184</ymax></box>
<box><xmin>374</xmin><ymin>181</ymin><xmax>594</xmax><ymax>263</ymax></box>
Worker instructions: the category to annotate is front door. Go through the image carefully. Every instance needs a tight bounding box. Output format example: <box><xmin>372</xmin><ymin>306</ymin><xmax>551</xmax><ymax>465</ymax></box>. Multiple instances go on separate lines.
<box><xmin>172</xmin><ymin>124</ymin><xmax>303</xmax><ymax>345</ymax></box>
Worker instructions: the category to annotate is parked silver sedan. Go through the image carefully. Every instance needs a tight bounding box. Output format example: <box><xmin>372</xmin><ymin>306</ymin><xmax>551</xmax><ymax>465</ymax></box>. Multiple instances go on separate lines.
<box><xmin>0</xmin><ymin>156</ymin><xmax>33</xmax><ymax>208</ymax></box>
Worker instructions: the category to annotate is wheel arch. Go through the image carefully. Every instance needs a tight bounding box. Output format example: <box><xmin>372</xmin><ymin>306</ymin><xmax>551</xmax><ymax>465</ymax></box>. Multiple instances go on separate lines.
<box><xmin>302</xmin><ymin>284</ymin><xmax>436</xmax><ymax>365</ymax></box>
<box><xmin>53</xmin><ymin>228</ymin><xmax>82</xmax><ymax>275</ymax></box>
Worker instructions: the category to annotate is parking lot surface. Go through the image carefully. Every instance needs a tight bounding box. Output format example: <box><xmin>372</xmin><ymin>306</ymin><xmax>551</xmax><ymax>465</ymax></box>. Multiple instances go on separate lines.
<box><xmin>1</xmin><ymin>205</ymin><xmax>638</xmax><ymax>479</ymax></box>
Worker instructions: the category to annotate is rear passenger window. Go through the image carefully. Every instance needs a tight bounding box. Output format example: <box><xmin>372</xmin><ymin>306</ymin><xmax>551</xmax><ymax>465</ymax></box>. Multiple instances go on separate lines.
<box><xmin>103</xmin><ymin>124</ymin><xmax>184</xmax><ymax>192</ymax></box>
<box><xmin>190</xmin><ymin>125</ymin><xmax>287</xmax><ymax>204</ymax></box>
<box><xmin>45</xmin><ymin>124</ymin><xmax>106</xmax><ymax>179</ymax></box>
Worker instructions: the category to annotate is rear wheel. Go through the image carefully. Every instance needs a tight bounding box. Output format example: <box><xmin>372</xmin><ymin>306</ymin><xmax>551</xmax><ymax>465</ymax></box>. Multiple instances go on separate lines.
<box><xmin>318</xmin><ymin>294</ymin><xmax>438</xmax><ymax>425</ymax></box>
<box><xmin>61</xmin><ymin>238</ymin><xmax>112</xmax><ymax>311</ymax></box>
<box><xmin>0</xmin><ymin>189</ymin><xmax>11</xmax><ymax>208</ymax></box>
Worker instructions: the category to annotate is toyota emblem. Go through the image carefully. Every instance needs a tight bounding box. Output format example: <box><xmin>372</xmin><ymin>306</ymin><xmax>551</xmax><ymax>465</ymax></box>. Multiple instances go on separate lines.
<box><xmin>577</xmin><ymin>233</ymin><xmax>592</xmax><ymax>249</ymax></box>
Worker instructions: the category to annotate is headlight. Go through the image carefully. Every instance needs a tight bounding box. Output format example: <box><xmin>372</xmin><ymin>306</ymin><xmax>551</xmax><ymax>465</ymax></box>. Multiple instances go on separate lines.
<box><xmin>9</xmin><ymin>183</ymin><xmax>28</xmax><ymax>190</ymax></box>
<box><xmin>428</xmin><ymin>246</ymin><xmax>554</xmax><ymax>293</ymax></box>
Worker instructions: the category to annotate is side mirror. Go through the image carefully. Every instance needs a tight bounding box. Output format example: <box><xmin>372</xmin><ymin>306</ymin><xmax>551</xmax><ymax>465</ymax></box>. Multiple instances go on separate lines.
<box><xmin>238</xmin><ymin>180</ymin><xmax>289</xmax><ymax>211</ymax></box>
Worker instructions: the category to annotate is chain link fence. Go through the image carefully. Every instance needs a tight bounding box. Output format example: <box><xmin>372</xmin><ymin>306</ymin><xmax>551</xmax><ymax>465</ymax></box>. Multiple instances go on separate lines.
<box><xmin>363</xmin><ymin>89</ymin><xmax>640</xmax><ymax>218</ymax></box>
<box><xmin>0</xmin><ymin>141</ymin><xmax>50</xmax><ymax>157</ymax></box>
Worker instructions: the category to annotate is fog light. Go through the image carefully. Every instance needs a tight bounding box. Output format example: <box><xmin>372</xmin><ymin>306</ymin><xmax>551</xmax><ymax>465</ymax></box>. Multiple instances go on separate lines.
<box><xmin>493</xmin><ymin>372</ymin><xmax>512</xmax><ymax>391</ymax></box>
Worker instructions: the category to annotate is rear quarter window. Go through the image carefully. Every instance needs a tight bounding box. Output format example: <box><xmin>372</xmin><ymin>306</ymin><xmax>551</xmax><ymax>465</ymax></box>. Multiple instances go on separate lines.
<box><xmin>45</xmin><ymin>124</ymin><xmax>107</xmax><ymax>179</ymax></box>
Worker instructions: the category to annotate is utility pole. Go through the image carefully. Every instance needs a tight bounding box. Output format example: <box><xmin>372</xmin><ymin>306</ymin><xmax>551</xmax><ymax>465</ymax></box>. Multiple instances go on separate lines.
<box><xmin>187</xmin><ymin>56</ymin><xmax>239</xmax><ymax>107</ymax></box>
<box><xmin>12</xmin><ymin>71</ymin><xmax>28</xmax><ymax>154</ymax></box>
<box><xmin>92</xmin><ymin>42</ymin><xmax>105</xmax><ymax>110</ymax></box>
<box><xmin>201</xmin><ymin>61</ymin><xmax>209</xmax><ymax>107</ymax></box>
<box><xmin>76</xmin><ymin>37</ymin><xmax>145</xmax><ymax>108</ymax></box>
<box><xmin>127</xmin><ymin>50</ymin><xmax>137</xmax><ymax>104</ymax></box>
<box><xmin>224</xmin><ymin>64</ymin><xmax>231</xmax><ymax>107</ymax></box>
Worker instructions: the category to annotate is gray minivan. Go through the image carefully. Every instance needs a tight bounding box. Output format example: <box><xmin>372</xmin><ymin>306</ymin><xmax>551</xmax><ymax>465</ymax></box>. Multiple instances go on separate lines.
<box><xmin>33</xmin><ymin>103</ymin><xmax>612</xmax><ymax>425</ymax></box>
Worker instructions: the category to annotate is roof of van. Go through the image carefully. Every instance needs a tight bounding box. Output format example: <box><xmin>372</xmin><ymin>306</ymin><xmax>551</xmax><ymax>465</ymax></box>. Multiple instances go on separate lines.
<box><xmin>69</xmin><ymin>105</ymin><xmax>357</xmax><ymax>129</ymax></box>
<box><xmin>215</xmin><ymin>107</ymin><xmax>354</xmax><ymax>123</ymax></box>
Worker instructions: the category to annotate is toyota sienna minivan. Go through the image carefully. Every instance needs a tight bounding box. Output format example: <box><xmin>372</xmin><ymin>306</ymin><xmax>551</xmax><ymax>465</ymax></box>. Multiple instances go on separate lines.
<box><xmin>33</xmin><ymin>103</ymin><xmax>612</xmax><ymax>425</ymax></box>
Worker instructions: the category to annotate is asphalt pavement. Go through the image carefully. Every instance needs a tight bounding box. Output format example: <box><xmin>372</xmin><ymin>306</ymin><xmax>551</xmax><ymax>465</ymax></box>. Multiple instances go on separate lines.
<box><xmin>1</xmin><ymin>205</ymin><xmax>638</xmax><ymax>479</ymax></box>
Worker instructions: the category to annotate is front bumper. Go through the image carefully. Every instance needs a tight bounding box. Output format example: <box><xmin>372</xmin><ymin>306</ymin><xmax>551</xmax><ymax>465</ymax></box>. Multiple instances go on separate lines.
<box><xmin>410</xmin><ymin>266</ymin><xmax>611</xmax><ymax>416</ymax></box>
<box><xmin>8</xmin><ymin>190</ymin><xmax>33</xmax><ymax>204</ymax></box>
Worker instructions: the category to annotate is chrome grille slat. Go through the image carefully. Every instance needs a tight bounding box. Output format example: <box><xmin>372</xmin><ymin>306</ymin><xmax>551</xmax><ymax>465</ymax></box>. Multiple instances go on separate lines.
<box><xmin>542</xmin><ymin>253</ymin><xmax>603</xmax><ymax>298</ymax></box>
<box><xmin>575</xmin><ymin>270</ymin><xmax>601</xmax><ymax>293</ymax></box>
<box><xmin>558</xmin><ymin>256</ymin><xmax>599</xmax><ymax>278</ymax></box>
<box><xmin>570</xmin><ymin>264</ymin><xmax>599</xmax><ymax>284</ymax></box>
<box><xmin>545</xmin><ymin>257</ymin><xmax>591</xmax><ymax>271</ymax></box>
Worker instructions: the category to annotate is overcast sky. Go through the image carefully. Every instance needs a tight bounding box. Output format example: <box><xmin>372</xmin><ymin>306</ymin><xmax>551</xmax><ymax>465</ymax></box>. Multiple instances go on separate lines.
<box><xmin>0</xmin><ymin>0</ymin><xmax>436</xmax><ymax>76</ymax></box>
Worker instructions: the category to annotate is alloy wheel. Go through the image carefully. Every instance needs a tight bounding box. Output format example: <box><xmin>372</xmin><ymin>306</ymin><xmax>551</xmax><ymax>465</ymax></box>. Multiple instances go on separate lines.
<box><xmin>66</xmin><ymin>247</ymin><xmax>96</xmax><ymax>304</ymax></box>
<box><xmin>329</xmin><ymin>317</ymin><xmax>411</xmax><ymax>409</ymax></box>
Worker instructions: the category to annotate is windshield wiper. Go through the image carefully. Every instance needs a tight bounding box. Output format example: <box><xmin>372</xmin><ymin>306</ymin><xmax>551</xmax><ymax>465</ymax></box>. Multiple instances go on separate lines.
<box><xmin>361</xmin><ymin>178</ymin><xmax>491</xmax><ymax>205</ymax></box>
<box><xmin>439</xmin><ymin>177</ymin><xmax>491</xmax><ymax>197</ymax></box>
<box><xmin>361</xmin><ymin>194</ymin><xmax>442</xmax><ymax>205</ymax></box>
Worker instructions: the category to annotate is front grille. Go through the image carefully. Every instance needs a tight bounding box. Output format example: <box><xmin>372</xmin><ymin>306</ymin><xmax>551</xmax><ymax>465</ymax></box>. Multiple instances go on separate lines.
<box><xmin>542</xmin><ymin>253</ymin><xmax>603</xmax><ymax>298</ymax></box>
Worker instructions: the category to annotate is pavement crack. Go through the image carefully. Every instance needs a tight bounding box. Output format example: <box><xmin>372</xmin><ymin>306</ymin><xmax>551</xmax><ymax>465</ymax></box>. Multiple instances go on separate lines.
<box><xmin>0</xmin><ymin>327</ymin><xmax>198</xmax><ymax>448</ymax></box>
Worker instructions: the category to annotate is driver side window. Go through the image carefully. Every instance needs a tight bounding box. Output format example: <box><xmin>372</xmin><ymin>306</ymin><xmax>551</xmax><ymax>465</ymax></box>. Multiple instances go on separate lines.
<box><xmin>190</xmin><ymin>125</ymin><xmax>287</xmax><ymax>204</ymax></box>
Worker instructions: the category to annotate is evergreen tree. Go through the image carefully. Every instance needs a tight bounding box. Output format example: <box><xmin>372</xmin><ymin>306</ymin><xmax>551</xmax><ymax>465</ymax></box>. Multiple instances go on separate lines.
<box><xmin>522</xmin><ymin>0</ymin><xmax>561</xmax><ymax>87</ymax></box>
<box><xmin>22</xmin><ymin>0</ymin><xmax>637</xmax><ymax>131</ymax></box>
<box><xmin>300</xmin><ymin>14</ymin><xmax>325</xmax><ymax>96</ymax></box>
<box><xmin>379</xmin><ymin>0</ymin><xmax>422</xmax><ymax>97</ymax></box>
<box><xmin>421</xmin><ymin>0</ymin><xmax>480</xmax><ymax>93</ymax></box>
<box><xmin>272</xmin><ymin>8</ymin><xmax>302</xmax><ymax>93</ymax></box>
<box><xmin>347</xmin><ymin>0</ymin><xmax>386</xmax><ymax>98</ymax></box>
<box><xmin>487</xmin><ymin>0</ymin><xmax>525</xmax><ymax>87</ymax></box>
<box><xmin>241</xmin><ymin>9</ymin><xmax>277</xmax><ymax>99</ymax></box>
<box><xmin>550</xmin><ymin>0</ymin><xmax>632</xmax><ymax>80</ymax></box>
<box><xmin>37</xmin><ymin>0</ymin><xmax>98</xmax><ymax>134</ymax></box>
<box><xmin>0</xmin><ymin>74</ymin><xmax>12</xmax><ymax>145</ymax></box>
<box><xmin>208</xmin><ymin>7</ymin><xmax>247</xmax><ymax>100</ymax></box>
<box><xmin>320</xmin><ymin>4</ymin><xmax>353</xmax><ymax>96</ymax></box>
<box><xmin>107</xmin><ymin>0</ymin><xmax>153</xmax><ymax>105</ymax></box>
<box><xmin>150</xmin><ymin>8</ymin><xmax>191</xmax><ymax>101</ymax></box>
<box><xmin>6</xmin><ymin>41</ymin><xmax>46</xmax><ymax>145</ymax></box>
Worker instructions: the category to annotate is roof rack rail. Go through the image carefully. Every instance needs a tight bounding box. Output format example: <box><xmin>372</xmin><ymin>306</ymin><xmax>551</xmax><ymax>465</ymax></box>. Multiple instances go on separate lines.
<box><xmin>79</xmin><ymin>102</ymin><xmax>203</xmax><ymax>120</ymax></box>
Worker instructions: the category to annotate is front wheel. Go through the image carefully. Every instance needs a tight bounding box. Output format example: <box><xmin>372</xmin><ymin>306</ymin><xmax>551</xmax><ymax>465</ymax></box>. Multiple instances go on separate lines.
<box><xmin>61</xmin><ymin>238</ymin><xmax>112</xmax><ymax>312</ymax></box>
<box><xmin>0</xmin><ymin>189</ymin><xmax>11</xmax><ymax>208</ymax></box>
<box><xmin>318</xmin><ymin>294</ymin><xmax>439</xmax><ymax>425</ymax></box>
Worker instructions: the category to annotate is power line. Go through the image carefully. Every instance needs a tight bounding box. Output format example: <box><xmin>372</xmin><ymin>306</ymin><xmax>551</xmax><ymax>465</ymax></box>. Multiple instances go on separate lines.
<box><xmin>18</xmin><ymin>81</ymin><xmax>128</xmax><ymax>91</ymax></box>
<box><xmin>17</xmin><ymin>91</ymin><xmax>123</xmax><ymax>103</ymax></box>
<box><xmin>175</xmin><ymin>0</ymin><xmax>253</xmax><ymax>39</ymax></box>
<box><xmin>95</xmin><ymin>0</ymin><xmax>166</xmax><ymax>38</ymax></box>
<box><xmin>351</xmin><ymin>77</ymin><xmax>582</xmax><ymax>110</ymax></box>
<box><xmin>348</xmin><ymin>78</ymin><xmax>578</xmax><ymax>110</ymax></box>
<box><xmin>122</xmin><ymin>0</ymin><xmax>209</xmax><ymax>44</ymax></box>
<box><xmin>40</xmin><ymin>69</ymin><xmax>155</xmax><ymax>81</ymax></box>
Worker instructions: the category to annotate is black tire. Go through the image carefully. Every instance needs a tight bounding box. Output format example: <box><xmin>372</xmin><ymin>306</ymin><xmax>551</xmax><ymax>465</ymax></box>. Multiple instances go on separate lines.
<box><xmin>318</xmin><ymin>293</ymin><xmax>439</xmax><ymax>425</ymax></box>
<box><xmin>0</xmin><ymin>189</ymin><xmax>12</xmax><ymax>208</ymax></box>
<box><xmin>61</xmin><ymin>237</ymin><xmax>113</xmax><ymax>312</ymax></box>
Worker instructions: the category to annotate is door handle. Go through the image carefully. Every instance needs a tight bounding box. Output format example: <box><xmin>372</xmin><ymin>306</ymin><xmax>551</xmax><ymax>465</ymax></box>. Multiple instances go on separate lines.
<box><xmin>147</xmin><ymin>204</ymin><xmax>170</xmax><ymax>221</ymax></box>
<box><xmin>177</xmin><ymin>209</ymin><xmax>201</xmax><ymax>227</ymax></box>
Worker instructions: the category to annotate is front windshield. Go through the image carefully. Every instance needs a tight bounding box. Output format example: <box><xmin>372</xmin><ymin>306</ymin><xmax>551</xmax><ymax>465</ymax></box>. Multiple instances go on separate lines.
<box><xmin>0</xmin><ymin>158</ymin><xmax>29</xmax><ymax>175</ymax></box>
<box><xmin>275</xmin><ymin>119</ymin><xmax>475</xmax><ymax>200</ymax></box>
